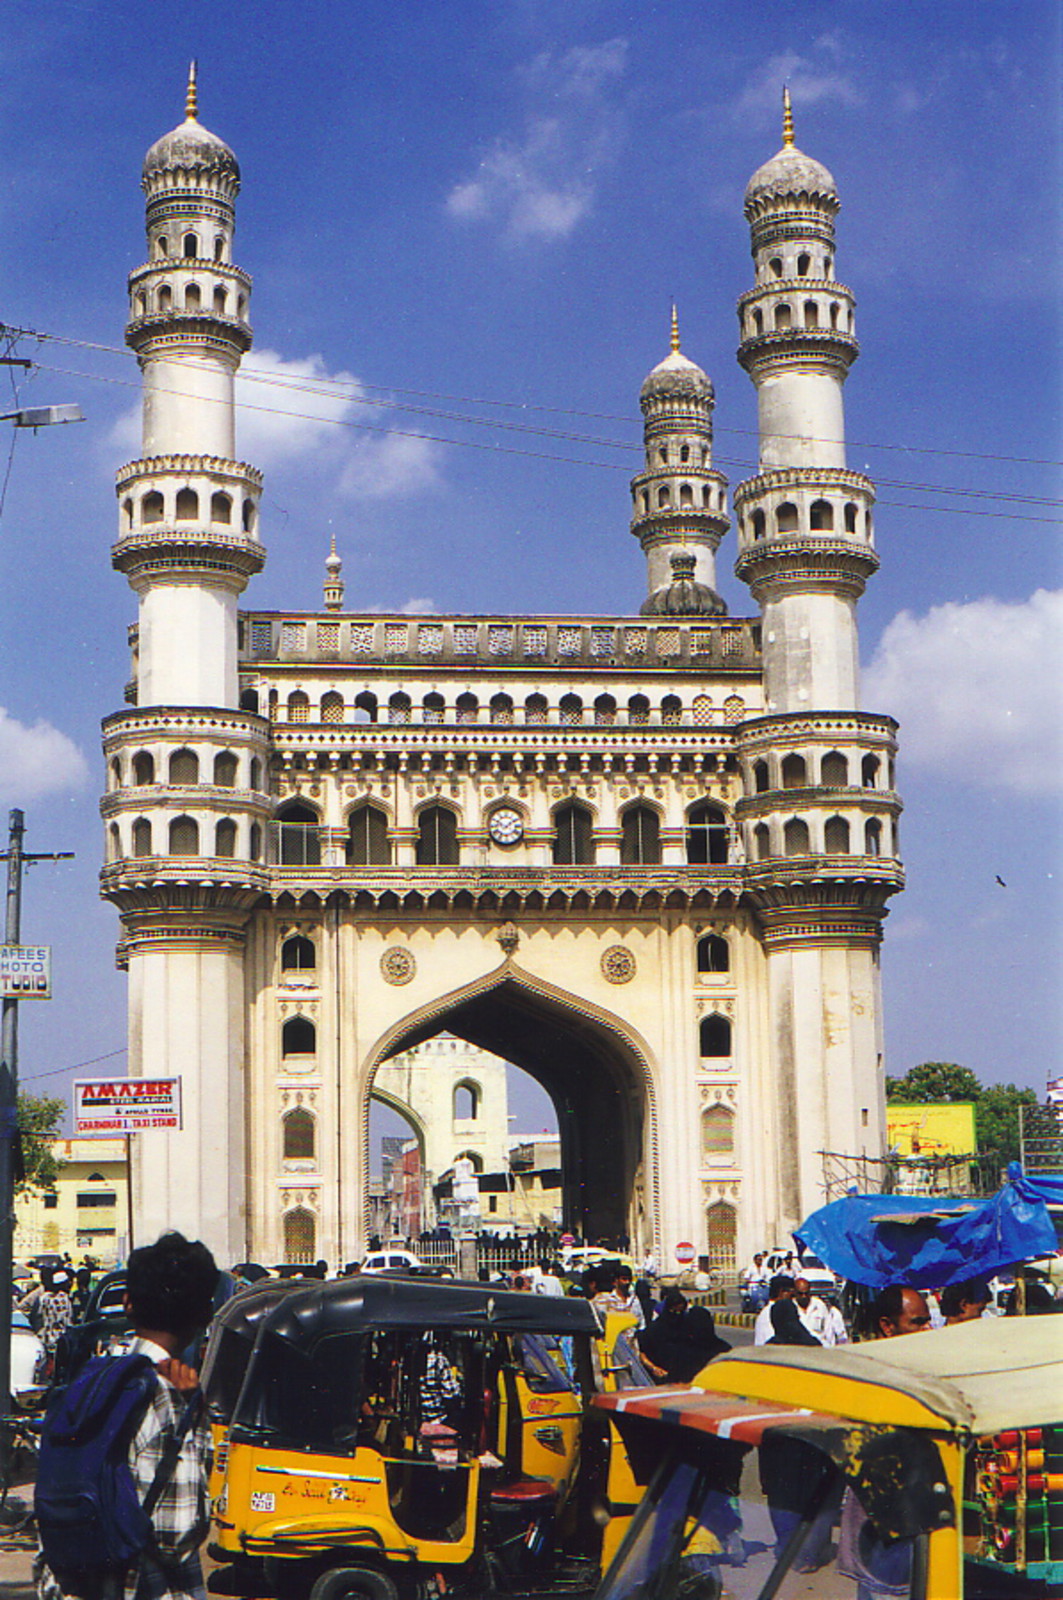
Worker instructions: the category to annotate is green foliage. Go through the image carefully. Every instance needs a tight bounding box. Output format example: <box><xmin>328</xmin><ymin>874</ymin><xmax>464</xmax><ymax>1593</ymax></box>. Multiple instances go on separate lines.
<box><xmin>16</xmin><ymin>1091</ymin><xmax>64</xmax><ymax>1195</ymax></box>
<box><xmin>885</xmin><ymin>1062</ymin><xmax>982</xmax><ymax>1104</ymax></box>
<box><xmin>975</xmin><ymin>1083</ymin><xmax>1039</xmax><ymax>1173</ymax></box>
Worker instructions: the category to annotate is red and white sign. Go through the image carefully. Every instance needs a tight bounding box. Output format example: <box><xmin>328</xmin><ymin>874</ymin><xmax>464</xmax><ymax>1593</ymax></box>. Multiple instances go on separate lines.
<box><xmin>674</xmin><ymin>1240</ymin><xmax>697</xmax><ymax>1266</ymax></box>
<box><xmin>74</xmin><ymin>1077</ymin><xmax>182</xmax><ymax>1135</ymax></box>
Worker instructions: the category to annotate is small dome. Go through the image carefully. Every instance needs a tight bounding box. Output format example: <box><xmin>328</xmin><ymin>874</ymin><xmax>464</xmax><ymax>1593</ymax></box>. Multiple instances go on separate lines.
<box><xmin>143</xmin><ymin>115</ymin><xmax>240</xmax><ymax>184</ymax></box>
<box><xmin>745</xmin><ymin>142</ymin><xmax>837</xmax><ymax>212</ymax></box>
<box><xmin>641</xmin><ymin>551</ymin><xmax>727</xmax><ymax>618</ymax></box>
<box><xmin>640</xmin><ymin>348</ymin><xmax>713</xmax><ymax>406</ymax></box>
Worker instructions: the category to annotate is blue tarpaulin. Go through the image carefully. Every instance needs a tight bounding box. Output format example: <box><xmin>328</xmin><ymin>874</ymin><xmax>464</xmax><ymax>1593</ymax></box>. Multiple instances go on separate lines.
<box><xmin>795</xmin><ymin>1168</ymin><xmax>1059</xmax><ymax>1289</ymax></box>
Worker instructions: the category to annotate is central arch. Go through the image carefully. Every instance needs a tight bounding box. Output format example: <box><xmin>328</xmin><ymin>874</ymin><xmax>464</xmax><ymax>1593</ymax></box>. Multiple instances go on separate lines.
<box><xmin>361</xmin><ymin>963</ymin><xmax>659</xmax><ymax>1254</ymax></box>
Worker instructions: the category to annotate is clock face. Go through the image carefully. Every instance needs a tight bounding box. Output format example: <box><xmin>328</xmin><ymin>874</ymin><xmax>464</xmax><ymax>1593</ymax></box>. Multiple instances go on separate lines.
<box><xmin>488</xmin><ymin>806</ymin><xmax>524</xmax><ymax>846</ymax></box>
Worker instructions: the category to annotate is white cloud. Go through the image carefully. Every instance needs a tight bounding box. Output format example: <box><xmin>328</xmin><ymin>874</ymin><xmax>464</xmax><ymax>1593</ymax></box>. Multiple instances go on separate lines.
<box><xmin>446</xmin><ymin>39</ymin><xmax>628</xmax><ymax>242</ymax></box>
<box><xmin>0</xmin><ymin>709</ymin><xmax>88</xmax><ymax>804</ymax></box>
<box><xmin>863</xmin><ymin>589</ymin><xmax>1063</xmax><ymax>796</ymax></box>
<box><xmin>110</xmin><ymin>348</ymin><xmax>445</xmax><ymax>501</ymax></box>
<box><xmin>361</xmin><ymin>596</ymin><xmax>439</xmax><ymax>616</ymax></box>
<box><xmin>734</xmin><ymin>47</ymin><xmax>862</xmax><ymax>127</ymax></box>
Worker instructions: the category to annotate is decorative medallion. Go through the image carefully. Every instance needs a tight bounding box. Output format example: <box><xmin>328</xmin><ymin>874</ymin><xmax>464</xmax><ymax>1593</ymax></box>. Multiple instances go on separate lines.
<box><xmin>601</xmin><ymin>945</ymin><xmax>636</xmax><ymax>984</ymax></box>
<box><xmin>381</xmin><ymin>947</ymin><xmax>416</xmax><ymax>985</ymax></box>
<box><xmin>496</xmin><ymin>921</ymin><xmax>520</xmax><ymax>957</ymax></box>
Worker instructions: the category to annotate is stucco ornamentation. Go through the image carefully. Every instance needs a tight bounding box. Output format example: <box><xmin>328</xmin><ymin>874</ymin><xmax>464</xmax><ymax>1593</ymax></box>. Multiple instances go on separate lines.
<box><xmin>381</xmin><ymin>946</ymin><xmax>416</xmax><ymax>985</ymax></box>
<box><xmin>601</xmin><ymin>945</ymin><xmax>637</xmax><ymax>984</ymax></box>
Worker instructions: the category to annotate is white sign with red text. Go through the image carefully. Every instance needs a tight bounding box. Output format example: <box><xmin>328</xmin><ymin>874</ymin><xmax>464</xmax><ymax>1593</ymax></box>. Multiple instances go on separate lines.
<box><xmin>74</xmin><ymin>1077</ymin><xmax>182</xmax><ymax>1134</ymax></box>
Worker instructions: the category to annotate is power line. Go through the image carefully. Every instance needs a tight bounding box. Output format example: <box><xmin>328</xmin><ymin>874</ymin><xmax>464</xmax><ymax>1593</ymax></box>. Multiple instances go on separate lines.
<box><xmin>8</xmin><ymin>321</ymin><xmax>1063</xmax><ymax>472</ymax></box>
<box><xmin>22</xmin><ymin>1048</ymin><xmax>126</xmax><ymax>1086</ymax></box>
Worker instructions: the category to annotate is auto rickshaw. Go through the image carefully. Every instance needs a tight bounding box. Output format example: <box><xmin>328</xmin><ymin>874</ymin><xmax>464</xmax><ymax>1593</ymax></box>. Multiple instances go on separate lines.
<box><xmin>592</xmin><ymin>1315</ymin><xmax>1063</xmax><ymax>1599</ymax></box>
<box><xmin>201</xmin><ymin>1275</ymin><xmax>605</xmax><ymax>1599</ymax></box>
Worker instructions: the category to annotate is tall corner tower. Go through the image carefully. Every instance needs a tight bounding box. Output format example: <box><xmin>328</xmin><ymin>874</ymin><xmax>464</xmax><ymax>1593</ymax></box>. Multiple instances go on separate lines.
<box><xmin>101</xmin><ymin>67</ymin><xmax>270</xmax><ymax>1261</ymax></box>
<box><xmin>733</xmin><ymin>92</ymin><xmax>903</xmax><ymax>1234</ymax></box>
<box><xmin>631</xmin><ymin>309</ymin><xmax>729</xmax><ymax>615</ymax></box>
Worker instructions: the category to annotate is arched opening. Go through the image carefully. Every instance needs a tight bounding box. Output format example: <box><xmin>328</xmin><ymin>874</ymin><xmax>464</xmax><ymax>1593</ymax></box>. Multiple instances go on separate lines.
<box><xmin>774</xmin><ymin>303</ymin><xmax>792</xmax><ymax>331</ymax></box>
<box><xmin>282</xmin><ymin>1015</ymin><xmax>316</xmax><ymax>1057</ymax></box>
<box><xmin>242</xmin><ymin>498</ymin><xmax>256</xmax><ymax>532</ymax></box>
<box><xmin>696</xmin><ymin>934</ymin><xmax>729</xmax><ymax>975</ymax></box>
<box><xmin>594</xmin><ymin>694</ymin><xmax>617</xmax><ymax>726</ymax></box>
<box><xmin>283</xmin><ymin>1207</ymin><xmax>316</xmax><ymax>1265</ymax></box>
<box><xmin>168</xmin><ymin>815</ymin><xmax>199</xmax><ymax>856</ymax></box>
<box><xmin>453</xmin><ymin>1081</ymin><xmax>480</xmax><ymax>1121</ymax></box>
<box><xmin>490</xmin><ymin>694</ymin><xmax>514</xmax><ymax>725</ymax></box>
<box><xmin>182</xmin><ymin>232</ymin><xmax>198</xmax><ymax>258</ymax></box>
<box><xmin>803</xmin><ymin>300</ymin><xmax>819</xmax><ymax>329</ymax></box>
<box><xmin>621</xmin><ymin>804</ymin><xmax>661</xmax><ymax>866</ymax></box>
<box><xmin>862</xmin><ymin>754</ymin><xmax>880</xmax><ymax>788</ymax></box>
<box><xmin>366</xmin><ymin>972</ymin><xmax>655</xmax><ymax>1250</ymax></box>
<box><xmin>865</xmin><ymin>818</ymin><xmax>883</xmax><ymax>856</ymax></box>
<box><xmin>679</xmin><ymin>482</ymin><xmax>694</xmax><ymax>508</ymax></box>
<box><xmin>132</xmin><ymin>818</ymin><xmax>152</xmax><ymax>857</ymax></box>
<box><xmin>699</xmin><ymin>1015</ymin><xmax>732</xmax><ymax>1058</ymax></box>
<box><xmin>240</xmin><ymin>688</ymin><xmax>260</xmax><ymax>715</ymax></box>
<box><xmin>321</xmin><ymin>691</ymin><xmax>344</xmax><ymax>724</ymax></box>
<box><xmin>797</xmin><ymin>253</ymin><xmax>810</xmax><ymax>277</ymax></box>
<box><xmin>354</xmin><ymin>690</ymin><xmax>378</xmax><ymax>724</ymax></box>
<box><xmin>133</xmin><ymin>751</ymin><xmax>155</xmax><ymax>786</ymax></box>
<box><xmin>754</xmin><ymin>823</ymin><xmax>770</xmax><ymax>861</ymax></box>
<box><xmin>282</xmin><ymin>1108</ymin><xmax>315</xmax><ymax>1161</ymax></box>
<box><xmin>169</xmin><ymin>748</ymin><xmax>198</xmax><ymax>785</ymax></box>
<box><xmin>211</xmin><ymin>491</ymin><xmax>232</xmax><ymax>525</ymax></box>
<box><xmin>287</xmin><ymin>691</ymin><xmax>310</xmax><ymax>724</ymax></box>
<box><xmin>844</xmin><ymin>501</ymin><xmax>859</xmax><ymax>533</ymax></box>
<box><xmin>423</xmin><ymin>693</ymin><xmax>445</xmax><ymax>725</ymax></box>
<box><xmin>824</xmin><ymin>816</ymin><xmax>850</xmax><ymax>854</ymax></box>
<box><xmin>213</xmin><ymin>285</ymin><xmax>228</xmax><ymax>314</ymax></box>
<box><xmin>661</xmin><ymin>695</ymin><xmax>682</xmax><ymax>726</ymax></box>
<box><xmin>214</xmin><ymin>818</ymin><xmax>237</xmax><ymax>857</ymax></box>
<box><xmin>142</xmin><ymin>491</ymin><xmax>164</xmax><ymax>524</ymax></box>
<box><xmin>627</xmin><ymin>694</ymin><xmax>650</xmax><ymax>726</ymax></box>
<box><xmin>559</xmin><ymin>694</ymin><xmax>583</xmax><ymax>726</ymax></box>
<box><xmin>776</xmin><ymin>502</ymin><xmax>799</xmax><ymax>533</ymax></box>
<box><xmin>686</xmin><ymin>802</ymin><xmax>729</xmax><ymax>865</ymax></box>
<box><xmin>389</xmin><ymin>693</ymin><xmax>411</xmax><ymax>725</ymax></box>
<box><xmin>705</xmin><ymin>1200</ymin><xmax>737</xmax><ymax>1275</ymax></box>
<box><xmin>281</xmin><ymin>935</ymin><xmax>316</xmax><ymax>974</ymax></box>
<box><xmin>781</xmin><ymin>753</ymin><xmax>807</xmax><ymax>789</ymax></box>
<box><xmin>250</xmin><ymin>758</ymin><xmax>262</xmax><ymax>790</ymax></box>
<box><xmin>783</xmin><ymin>818</ymin><xmax>810</xmax><ymax>856</ymax></box>
<box><xmin>525</xmin><ymin>694</ymin><xmax>547</xmax><ymax>725</ymax></box>
<box><xmin>821</xmin><ymin>751</ymin><xmax>848</xmax><ymax>787</ymax></box>
<box><xmin>552</xmin><ymin>802</ymin><xmax>594</xmax><ymax>866</ymax></box>
<box><xmin>810</xmin><ymin>498</ymin><xmax>834</xmax><ymax>531</ymax></box>
<box><xmin>701</xmin><ymin>1104</ymin><xmax>735</xmax><ymax>1157</ymax></box>
<box><xmin>175</xmin><ymin>488</ymin><xmax>199</xmax><ymax>520</ymax></box>
<box><xmin>455</xmin><ymin>693</ymin><xmax>479</xmax><ymax>725</ymax></box>
<box><xmin>416</xmin><ymin>805</ymin><xmax>459</xmax><ymax>866</ymax></box>
<box><xmin>184</xmin><ymin>283</ymin><xmax>201</xmax><ymax>311</ymax></box>
<box><xmin>753</xmin><ymin>760</ymin><xmax>770</xmax><ymax>794</ymax></box>
<box><xmin>107</xmin><ymin>823</ymin><xmax>120</xmax><ymax>864</ymax></box>
<box><xmin>347</xmin><ymin>803</ymin><xmax>390</xmax><ymax>866</ymax></box>
<box><xmin>213</xmin><ymin>751</ymin><xmax>238</xmax><ymax>787</ymax></box>
<box><xmin>769</xmin><ymin>257</ymin><xmax>783</xmax><ymax>278</ymax></box>
<box><xmin>275</xmin><ymin>801</ymin><xmax>321</xmax><ymax>866</ymax></box>
<box><xmin>752</xmin><ymin>508</ymin><xmax>766</xmax><ymax>541</ymax></box>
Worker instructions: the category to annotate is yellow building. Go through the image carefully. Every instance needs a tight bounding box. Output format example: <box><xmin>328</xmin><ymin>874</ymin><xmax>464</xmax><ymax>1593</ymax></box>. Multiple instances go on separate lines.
<box><xmin>15</xmin><ymin>1139</ymin><xmax>130</xmax><ymax>1266</ymax></box>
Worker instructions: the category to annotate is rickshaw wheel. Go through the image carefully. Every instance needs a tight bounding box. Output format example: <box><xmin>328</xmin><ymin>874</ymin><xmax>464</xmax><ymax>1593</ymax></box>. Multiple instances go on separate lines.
<box><xmin>307</xmin><ymin>1566</ymin><xmax>398</xmax><ymax>1600</ymax></box>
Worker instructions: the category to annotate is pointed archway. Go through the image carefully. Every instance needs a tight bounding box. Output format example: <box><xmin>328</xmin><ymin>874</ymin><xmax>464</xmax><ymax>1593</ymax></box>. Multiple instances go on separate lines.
<box><xmin>361</xmin><ymin>962</ymin><xmax>659</xmax><ymax>1253</ymax></box>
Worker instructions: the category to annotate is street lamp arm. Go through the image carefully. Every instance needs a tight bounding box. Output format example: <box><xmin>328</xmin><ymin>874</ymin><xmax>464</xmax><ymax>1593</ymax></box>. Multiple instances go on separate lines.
<box><xmin>0</xmin><ymin>404</ymin><xmax>84</xmax><ymax>427</ymax></box>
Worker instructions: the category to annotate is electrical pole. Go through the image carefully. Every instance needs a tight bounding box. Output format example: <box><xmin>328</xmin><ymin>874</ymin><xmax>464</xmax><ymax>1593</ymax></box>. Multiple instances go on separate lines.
<box><xmin>0</xmin><ymin>810</ymin><xmax>73</xmax><ymax>1458</ymax></box>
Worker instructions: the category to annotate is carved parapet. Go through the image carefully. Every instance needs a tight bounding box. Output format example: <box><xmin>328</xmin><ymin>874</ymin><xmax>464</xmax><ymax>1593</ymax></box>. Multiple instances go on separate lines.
<box><xmin>112</xmin><ymin>528</ymin><xmax>266</xmax><ymax>586</ymax></box>
<box><xmin>100</xmin><ymin>860</ymin><xmax>268</xmax><ymax>915</ymax></box>
<box><xmin>734</xmin><ymin>536</ymin><xmax>878</xmax><ymax>598</ymax></box>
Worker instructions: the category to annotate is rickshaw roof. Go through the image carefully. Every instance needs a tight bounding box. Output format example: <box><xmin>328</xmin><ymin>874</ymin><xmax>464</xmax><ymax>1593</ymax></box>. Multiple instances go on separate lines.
<box><xmin>707</xmin><ymin>1316</ymin><xmax>1063</xmax><ymax>1435</ymax></box>
<box><xmin>253</xmin><ymin>1273</ymin><xmax>602</xmax><ymax>1343</ymax></box>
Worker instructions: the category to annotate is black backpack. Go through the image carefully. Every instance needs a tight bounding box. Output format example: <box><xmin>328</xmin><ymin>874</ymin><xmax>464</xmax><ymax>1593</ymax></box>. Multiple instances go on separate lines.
<box><xmin>35</xmin><ymin>1354</ymin><xmax>200</xmax><ymax>1595</ymax></box>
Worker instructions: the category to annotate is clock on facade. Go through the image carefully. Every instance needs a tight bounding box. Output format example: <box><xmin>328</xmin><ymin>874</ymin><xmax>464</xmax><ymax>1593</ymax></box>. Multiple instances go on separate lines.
<box><xmin>488</xmin><ymin>806</ymin><xmax>524</xmax><ymax>846</ymax></box>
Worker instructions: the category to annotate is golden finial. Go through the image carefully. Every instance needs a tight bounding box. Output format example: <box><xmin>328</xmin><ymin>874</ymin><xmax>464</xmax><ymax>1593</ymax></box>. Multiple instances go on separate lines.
<box><xmin>782</xmin><ymin>84</ymin><xmax>794</xmax><ymax>148</ymax></box>
<box><xmin>670</xmin><ymin>303</ymin><xmax>681</xmax><ymax>354</ymax></box>
<box><xmin>186</xmin><ymin>60</ymin><xmax>199</xmax><ymax>121</ymax></box>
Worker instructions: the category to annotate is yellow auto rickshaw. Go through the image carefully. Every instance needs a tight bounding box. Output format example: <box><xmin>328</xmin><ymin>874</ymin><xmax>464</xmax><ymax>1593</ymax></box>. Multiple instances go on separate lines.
<box><xmin>200</xmin><ymin>1274</ymin><xmax>605</xmax><ymax>1600</ymax></box>
<box><xmin>593</xmin><ymin>1316</ymin><xmax>1063</xmax><ymax>1598</ymax></box>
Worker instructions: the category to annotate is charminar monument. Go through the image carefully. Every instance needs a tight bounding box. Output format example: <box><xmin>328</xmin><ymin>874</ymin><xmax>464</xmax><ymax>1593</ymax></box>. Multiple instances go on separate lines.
<box><xmin>100</xmin><ymin>73</ymin><xmax>903</xmax><ymax>1271</ymax></box>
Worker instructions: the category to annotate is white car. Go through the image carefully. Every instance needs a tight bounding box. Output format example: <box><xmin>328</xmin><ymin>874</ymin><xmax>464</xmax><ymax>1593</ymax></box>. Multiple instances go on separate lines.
<box><xmin>10</xmin><ymin>1310</ymin><xmax>44</xmax><ymax>1397</ymax></box>
<box><xmin>765</xmin><ymin>1248</ymin><xmax>838</xmax><ymax>1299</ymax></box>
<box><xmin>361</xmin><ymin>1249</ymin><xmax>423</xmax><ymax>1274</ymax></box>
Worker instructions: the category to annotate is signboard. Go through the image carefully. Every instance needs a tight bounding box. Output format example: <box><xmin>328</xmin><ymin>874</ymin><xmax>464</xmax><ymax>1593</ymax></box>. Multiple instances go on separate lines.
<box><xmin>1</xmin><ymin>944</ymin><xmax>51</xmax><ymax>999</ymax></box>
<box><xmin>74</xmin><ymin>1077</ymin><xmax>182</xmax><ymax>1135</ymax></box>
<box><xmin>674</xmin><ymin>1240</ymin><xmax>696</xmax><ymax>1266</ymax></box>
<box><xmin>886</xmin><ymin>1102</ymin><xmax>976</xmax><ymax>1159</ymax></box>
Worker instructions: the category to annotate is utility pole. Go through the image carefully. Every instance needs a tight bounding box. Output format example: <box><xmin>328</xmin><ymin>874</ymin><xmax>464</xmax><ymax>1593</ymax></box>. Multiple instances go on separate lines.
<box><xmin>0</xmin><ymin>810</ymin><xmax>73</xmax><ymax>1456</ymax></box>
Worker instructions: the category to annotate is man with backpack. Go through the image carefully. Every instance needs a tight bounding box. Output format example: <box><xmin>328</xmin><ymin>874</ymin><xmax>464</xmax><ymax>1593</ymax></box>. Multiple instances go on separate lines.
<box><xmin>35</xmin><ymin>1231</ymin><xmax>218</xmax><ymax>1600</ymax></box>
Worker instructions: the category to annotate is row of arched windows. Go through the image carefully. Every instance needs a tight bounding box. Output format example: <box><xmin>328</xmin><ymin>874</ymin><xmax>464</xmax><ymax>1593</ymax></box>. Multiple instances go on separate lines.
<box><xmin>752</xmin><ymin>751</ymin><xmax>883</xmax><ymax>793</ymax></box>
<box><xmin>745</xmin><ymin>299</ymin><xmax>852</xmax><ymax>337</ymax></box>
<box><xmin>741</xmin><ymin>499</ymin><xmax>870</xmax><ymax>541</ymax></box>
<box><xmin>763</xmin><ymin>251</ymin><xmax>832</xmax><ymax>281</ymax></box>
<box><xmin>636</xmin><ymin>482</ymin><xmax>723</xmax><ymax>514</ymax></box>
<box><xmin>254</xmin><ymin>688</ymin><xmax>737</xmax><ymax>728</ymax></box>
<box><xmin>108</xmin><ymin>816</ymin><xmax>258</xmax><ymax>862</ymax></box>
<box><xmin>120</xmin><ymin>490</ymin><xmax>256</xmax><ymax>533</ymax></box>
<box><xmin>110</xmin><ymin>749</ymin><xmax>263</xmax><ymax>791</ymax></box>
<box><xmin>133</xmin><ymin>280</ymin><xmax>246</xmax><ymax>319</ymax></box>
<box><xmin>751</xmin><ymin>816</ymin><xmax>887</xmax><ymax>859</ymax></box>
<box><xmin>153</xmin><ymin>231</ymin><xmax>229</xmax><ymax>263</ymax></box>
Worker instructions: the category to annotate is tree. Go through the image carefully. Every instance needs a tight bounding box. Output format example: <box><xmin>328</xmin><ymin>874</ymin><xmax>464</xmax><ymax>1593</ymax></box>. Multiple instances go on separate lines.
<box><xmin>16</xmin><ymin>1092</ymin><xmax>64</xmax><ymax>1195</ymax></box>
<box><xmin>885</xmin><ymin>1062</ymin><xmax>982</xmax><ymax>1104</ymax></box>
<box><xmin>975</xmin><ymin>1084</ymin><xmax>1039</xmax><ymax>1174</ymax></box>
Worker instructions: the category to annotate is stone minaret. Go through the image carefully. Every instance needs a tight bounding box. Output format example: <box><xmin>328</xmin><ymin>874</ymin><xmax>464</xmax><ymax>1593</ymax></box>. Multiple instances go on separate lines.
<box><xmin>631</xmin><ymin>309</ymin><xmax>729</xmax><ymax>615</ymax></box>
<box><xmin>114</xmin><ymin>62</ymin><xmax>264</xmax><ymax>707</ymax></box>
<box><xmin>733</xmin><ymin>93</ymin><xmax>903</xmax><ymax>1236</ymax></box>
<box><xmin>102</xmin><ymin>68</ymin><xmax>269</xmax><ymax>1261</ymax></box>
<box><xmin>733</xmin><ymin>88</ymin><xmax>877</xmax><ymax>713</ymax></box>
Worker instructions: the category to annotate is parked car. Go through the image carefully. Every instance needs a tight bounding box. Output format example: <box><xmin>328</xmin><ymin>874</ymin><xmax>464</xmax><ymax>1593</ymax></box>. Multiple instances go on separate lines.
<box><xmin>360</xmin><ymin>1247</ymin><xmax>424</xmax><ymax>1273</ymax></box>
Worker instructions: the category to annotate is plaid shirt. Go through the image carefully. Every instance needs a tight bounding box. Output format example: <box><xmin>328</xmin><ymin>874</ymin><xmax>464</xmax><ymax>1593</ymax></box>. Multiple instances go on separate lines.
<box><xmin>36</xmin><ymin>1338</ymin><xmax>213</xmax><ymax>1600</ymax></box>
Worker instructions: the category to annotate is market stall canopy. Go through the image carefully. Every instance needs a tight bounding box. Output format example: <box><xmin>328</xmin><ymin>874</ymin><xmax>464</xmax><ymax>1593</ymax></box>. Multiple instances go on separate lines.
<box><xmin>795</xmin><ymin>1170</ymin><xmax>1057</xmax><ymax>1289</ymax></box>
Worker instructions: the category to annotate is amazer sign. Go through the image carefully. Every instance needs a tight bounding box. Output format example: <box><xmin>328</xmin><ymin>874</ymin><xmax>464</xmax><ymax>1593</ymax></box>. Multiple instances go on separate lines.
<box><xmin>74</xmin><ymin>1077</ymin><xmax>182</xmax><ymax>1134</ymax></box>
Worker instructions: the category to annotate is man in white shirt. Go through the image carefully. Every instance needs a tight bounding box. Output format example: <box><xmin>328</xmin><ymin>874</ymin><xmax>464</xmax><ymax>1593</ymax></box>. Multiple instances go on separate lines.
<box><xmin>793</xmin><ymin>1276</ymin><xmax>836</xmax><ymax>1345</ymax></box>
<box><xmin>753</xmin><ymin>1274</ymin><xmax>795</xmax><ymax>1345</ymax></box>
<box><xmin>740</xmin><ymin>1252</ymin><xmax>769</xmax><ymax>1312</ymax></box>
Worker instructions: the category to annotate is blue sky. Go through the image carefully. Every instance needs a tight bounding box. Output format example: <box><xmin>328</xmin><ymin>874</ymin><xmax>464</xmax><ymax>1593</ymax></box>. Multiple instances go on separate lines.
<box><xmin>0</xmin><ymin>1</ymin><xmax>1059</xmax><ymax>1134</ymax></box>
